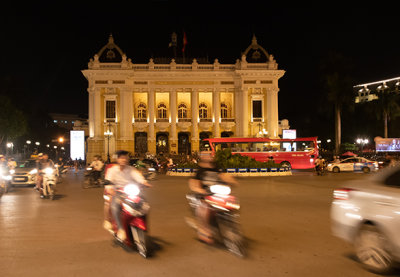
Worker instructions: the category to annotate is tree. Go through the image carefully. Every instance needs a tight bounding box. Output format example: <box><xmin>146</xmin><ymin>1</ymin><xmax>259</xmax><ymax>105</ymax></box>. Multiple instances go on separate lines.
<box><xmin>374</xmin><ymin>86</ymin><xmax>400</xmax><ymax>138</ymax></box>
<box><xmin>0</xmin><ymin>95</ymin><xmax>28</xmax><ymax>148</ymax></box>
<box><xmin>320</xmin><ymin>51</ymin><xmax>355</xmax><ymax>155</ymax></box>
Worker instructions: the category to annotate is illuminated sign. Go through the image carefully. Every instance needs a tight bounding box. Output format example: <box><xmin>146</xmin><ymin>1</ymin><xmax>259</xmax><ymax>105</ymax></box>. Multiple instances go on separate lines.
<box><xmin>375</xmin><ymin>137</ymin><xmax>400</xmax><ymax>152</ymax></box>
<box><xmin>282</xmin><ymin>129</ymin><xmax>296</xmax><ymax>139</ymax></box>
<box><xmin>70</xmin><ymin>131</ymin><xmax>85</xmax><ymax>160</ymax></box>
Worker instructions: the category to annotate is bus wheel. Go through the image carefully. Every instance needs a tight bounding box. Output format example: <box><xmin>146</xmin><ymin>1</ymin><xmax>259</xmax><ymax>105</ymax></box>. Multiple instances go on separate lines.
<box><xmin>280</xmin><ymin>161</ymin><xmax>291</xmax><ymax>168</ymax></box>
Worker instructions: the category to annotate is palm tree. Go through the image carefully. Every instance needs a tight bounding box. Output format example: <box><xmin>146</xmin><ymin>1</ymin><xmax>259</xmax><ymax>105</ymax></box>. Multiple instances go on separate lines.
<box><xmin>372</xmin><ymin>85</ymin><xmax>400</xmax><ymax>138</ymax></box>
<box><xmin>320</xmin><ymin>51</ymin><xmax>355</xmax><ymax>155</ymax></box>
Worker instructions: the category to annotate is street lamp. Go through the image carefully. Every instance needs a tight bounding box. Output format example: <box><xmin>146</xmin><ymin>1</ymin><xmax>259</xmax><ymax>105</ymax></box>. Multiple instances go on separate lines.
<box><xmin>7</xmin><ymin>142</ymin><xmax>14</xmax><ymax>156</ymax></box>
<box><xmin>104</xmin><ymin>129</ymin><xmax>113</xmax><ymax>163</ymax></box>
<box><xmin>35</xmin><ymin>142</ymin><xmax>40</xmax><ymax>146</ymax></box>
<box><xmin>356</xmin><ymin>138</ymin><xmax>369</xmax><ymax>154</ymax></box>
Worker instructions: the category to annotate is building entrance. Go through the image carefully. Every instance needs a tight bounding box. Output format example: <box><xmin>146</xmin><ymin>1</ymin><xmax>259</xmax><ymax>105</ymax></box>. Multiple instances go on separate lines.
<box><xmin>135</xmin><ymin>132</ymin><xmax>148</xmax><ymax>154</ymax></box>
<box><xmin>178</xmin><ymin>132</ymin><xmax>191</xmax><ymax>155</ymax></box>
<box><xmin>156</xmin><ymin>133</ymin><xmax>169</xmax><ymax>154</ymax></box>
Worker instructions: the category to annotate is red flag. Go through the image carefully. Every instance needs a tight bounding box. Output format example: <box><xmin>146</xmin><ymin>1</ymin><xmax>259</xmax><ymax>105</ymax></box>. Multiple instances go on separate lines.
<box><xmin>182</xmin><ymin>32</ymin><xmax>187</xmax><ymax>52</ymax></box>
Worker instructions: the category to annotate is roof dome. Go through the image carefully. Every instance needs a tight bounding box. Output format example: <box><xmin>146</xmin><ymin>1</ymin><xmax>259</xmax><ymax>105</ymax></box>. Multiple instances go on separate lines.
<box><xmin>96</xmin><ymin>34</ymin><xmax>125</xmax><ymax>63</ymax></box>
<box><xmin>242</xmin><ymin>35</ymin><xmax>269</xmax><ymax>63</ymax></box>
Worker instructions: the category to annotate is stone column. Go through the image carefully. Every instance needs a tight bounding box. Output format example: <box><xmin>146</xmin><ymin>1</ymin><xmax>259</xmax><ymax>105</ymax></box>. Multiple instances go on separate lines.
<box><xmin>94</xmin><ymin>88</ymin><xmax>102</xmax><ymax>138</ymax></box>
<box><xmin>119</xmin><ymin>89</ymin><xmax>134</xmax><ymax>151</ymax></box>
<box><xmin>241</xmin><ymin>88</ymin><xmax>249</xmax><ymax>137</ymax></box>
<box><xmin>88</xmin><ymin>88</ymin><xmax>95</xmax><ymax>138</ymax></box>
<box><xmin>191</xmin><ymin>89</ymin><xmax>199</xmax><ymax>152</ymax></box>
<box><xmin>169</xmin><ymin>90</ymin><xmax>178</xmax><ymax>154</ymax></box>
<box><xmin>213</xmin><ymin>88</ymin><xmax>220</xmax><ymax>138</ymax></box>
<box><xmin>148</xmin><ymin>89</ymin><xmax>156</xmax><ymax>154</ymax></box>
<box><xmin>234</xmin><ymin>89</ymin><xmax>241</xmax><ymax>136</ymax></box>
<box><xmin>267</xmin><ymin>88</ymin><xmax>279</xmax><ymax>138</ymax></box>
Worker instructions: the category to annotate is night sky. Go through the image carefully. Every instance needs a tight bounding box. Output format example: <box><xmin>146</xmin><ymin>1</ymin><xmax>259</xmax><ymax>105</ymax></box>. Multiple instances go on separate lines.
<box><xmin>2</xmin><ymin>1</ymin><xmax>399</xmax><ymax>143</ymax></box>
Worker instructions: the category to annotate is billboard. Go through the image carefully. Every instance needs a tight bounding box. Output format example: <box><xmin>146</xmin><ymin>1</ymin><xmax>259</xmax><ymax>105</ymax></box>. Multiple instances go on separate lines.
<box><xmin>282</xmin><ymin>129</ymin><xmax>297</xmax><ymax>139</ymax></box>
<box><xmin>70</xmin><ymin>131</ymin><xmax>85</xmax><ymax>160</ymax></box>
<box><xmin>375</xmin><ymin>137</ymin><xmax>400</xmax><ymax>152</ymax></box>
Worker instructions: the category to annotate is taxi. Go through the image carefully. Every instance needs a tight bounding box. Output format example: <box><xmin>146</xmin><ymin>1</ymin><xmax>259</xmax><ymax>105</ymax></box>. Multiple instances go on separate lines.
<box><xmin>327</xmin><ymin>157</ymin><xmax>379</xmax><ymax>173</ymax></box>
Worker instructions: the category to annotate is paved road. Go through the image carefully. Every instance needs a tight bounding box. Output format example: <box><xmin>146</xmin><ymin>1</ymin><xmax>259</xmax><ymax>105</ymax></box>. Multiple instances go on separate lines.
<box><xmin>0</xmin><ymin>170</ymin><xmax>397</xmax><ymax>277</ymax></box>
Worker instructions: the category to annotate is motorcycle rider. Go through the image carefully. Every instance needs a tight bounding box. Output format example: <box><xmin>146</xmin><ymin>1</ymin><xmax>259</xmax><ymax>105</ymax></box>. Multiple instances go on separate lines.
<box><xmin>88</xmin><ymin>155</ymin><xmax>104</xmax><ymax>184</ymax></box>
<box><xmin>314</xmin><ymin>156</ymin><xmax>325</xmax><ymax>174</ymax></box>
<box><xmin>188</xmin><ymin>151</ymin><xmax>238</xmax><ymax>244</ymax></box>
<box><xmin>37</xmin><ymin>153</ymin><xmax>55</xmax><ymax>198</ymax></box>
<box><xmin>104</xmin><ymin>150</ymin><xmax>150</xmax><ymax>241</ymax></box>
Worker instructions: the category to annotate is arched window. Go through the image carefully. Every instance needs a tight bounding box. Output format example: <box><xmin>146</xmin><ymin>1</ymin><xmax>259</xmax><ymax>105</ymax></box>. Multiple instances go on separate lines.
<box><xmin>220</xmin><ymin>102</ymin><xmax>228</xmax><ymax>118</ymax></box>
<box><xmin>157</xmin><ymin>103</ymin><xmax>167</xmax><ymax>119</ymax></box>
<box><xmin>178</xmin><ymin>103</ymin><xmax>187</xmax><ymax>118</ymax></box>
<box><xmin>199</xmin><ymin>102</ymin><xmax>208</xmax><ymax>119</ymax></box>
<box><xmin>137</xmin><ymin>103</ymin><xmax>147</xmax><ymax>119</ymax></box>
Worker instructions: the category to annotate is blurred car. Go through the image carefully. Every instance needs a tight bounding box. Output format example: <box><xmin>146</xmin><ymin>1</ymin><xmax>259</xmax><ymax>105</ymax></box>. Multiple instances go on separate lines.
<box><xmin>326</xmin><ymin>157</ymin><xmax>379</xmax><ymax>173</ymax></box>
<box><xmin>331</xmin><ymin>166</ymin><xmax>400</xmax><ymax>274</ymax></box>
<box><xmin>10</xmin><ymin>159</ymin><xmax>38</xmax><ymax>186</ymax></box>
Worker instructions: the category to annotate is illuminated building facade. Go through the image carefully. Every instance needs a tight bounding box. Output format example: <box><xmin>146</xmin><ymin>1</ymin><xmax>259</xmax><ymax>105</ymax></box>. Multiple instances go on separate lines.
<box><xmin>82</xmin><ymin>35</ymin><xmax>288</xmax><ymax>161</ymax></box>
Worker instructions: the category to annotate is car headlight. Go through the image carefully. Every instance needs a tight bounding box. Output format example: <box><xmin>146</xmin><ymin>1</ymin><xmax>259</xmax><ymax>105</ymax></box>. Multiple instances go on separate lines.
<box><xmin>44</xmin><ymin>168</ymin><xmax>54</xmax><ymax>175</ymax></box>
<box><xmin>9</xmin><ymin>169</ymin><xmax>15</xmax><ymax>174</ymax></box>
<box><xmin>3</xmin><ymin>175</ymin><xmax>12</xmax><ymax>181</ymax></box>
<box><xmin>328</xmin><ymin>164</ymin><xmax>332</xmax><ymax>167</ymax></box>
<box><xmin>29</xmin><ymin>169</ymin><xmax>38</xmax><ymax>175</ymax></box>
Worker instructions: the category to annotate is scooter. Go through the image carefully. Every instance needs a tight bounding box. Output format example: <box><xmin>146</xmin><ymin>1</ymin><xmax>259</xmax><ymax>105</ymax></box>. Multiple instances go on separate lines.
<box><xmin>83</xmin><ymin>167</ymin><xmax>104</xmax><ymax>188</ymax></box>
<box><xmin>41</xmin><ymin>167</ymin><xmax>57</xmax><ymax>200</ymax></box>
<box><xmin>103</xmin><ymin>183</ymin><xmax>151</xmax><ymax>258</ymax></box>
<box><xmin>185</xmin><ymin>183</ymin><xmax>245</xmax><ymax>257</ymax></box>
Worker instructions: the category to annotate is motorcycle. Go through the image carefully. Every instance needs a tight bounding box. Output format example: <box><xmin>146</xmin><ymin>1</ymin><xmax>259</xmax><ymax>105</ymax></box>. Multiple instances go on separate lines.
<box><xmin>103</xmin><ymin>183</ymin><xmax>151</xmax><ymax>258</ymax></box>
<box><xmin>315</xmin><ymin>162</ymin><xmax>327</xmax><ymax>176</ymax></box>
<box><xmin>185</xmin><ymin>183</ymin><xmax>245</xmax><ymax>257</ymax></box>
<box><xmin>55</xmin><ymin>164</ymin><xmax>68</xmax><ymax>181</ymax></box>
<box><xmin>0</xmin><ymin>167</ymin><xmax>12</xmax><ymax>194</ymax></box>
<box><xmin>41</xmin><ymin>167</ymin><xmax>57</xmax><ymax>200</ymax></box>
<box><xmin>83</xmin><ymin>167</ymin><xmax>104</xmax><ymax>188</ymax></box>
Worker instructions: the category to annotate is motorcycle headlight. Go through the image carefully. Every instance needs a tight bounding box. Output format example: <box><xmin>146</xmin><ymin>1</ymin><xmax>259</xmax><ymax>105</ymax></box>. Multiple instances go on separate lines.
<box><xmin>124</xmin><ymin>184</ymin><xmax>140</xmax><ymax>197</ymax></box>
<box><xmin>210</xmin><ymin>185</ymin><xmax>231</xmax><ymax>195</ymax></box>
<box><xmin>29</xmin><ymin>169</ymin><xmax>38</xmax><ymax>175</ymax></box>
<box><xmin>44</xmin><ymin>168</ymin><xmax>54</xmax><ymax>175</ymax></box>
<box><xmin>9</xmin><ymin>169</ymin><xmax>15</xmax><ymax>174</ymax></box>
<box><xmin>86</xmin><ymin>167</ymin><xmax>93</xmax><ymax>171</ymax></box>
<box><xmin>148</xmin><ymin>167</ymin><xmax>156</xmax><ymax>172</ymax></box>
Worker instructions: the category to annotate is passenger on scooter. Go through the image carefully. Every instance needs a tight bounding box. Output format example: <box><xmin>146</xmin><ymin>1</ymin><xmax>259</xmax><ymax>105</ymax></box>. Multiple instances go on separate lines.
<box><xmin>37</xmin><ymin>153</ymin><xmax>55</xmax><ymax>198</ymax></box>
<box><xmin>314</xmin><ymin>156</ymin><xmax>325</xmax><ymax>174</ymax></box>
<box><xmin>104</xmin><ymin>150</ymin><xmax>150</xmax><ymax>241</ymax></box>
<box><xmin>188</xmin><ymin>151</ymin><xmax>238</xmax><ymax>244</ymax></box>
<box><xmin>88</xmin><ymin>155</ymin><xmax>104</xmax><ymax>184</ymax></box>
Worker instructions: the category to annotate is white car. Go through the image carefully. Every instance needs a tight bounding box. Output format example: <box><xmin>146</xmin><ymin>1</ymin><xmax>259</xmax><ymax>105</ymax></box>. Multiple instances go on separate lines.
<box><xmin>331</xmin><ymin>166</ymin><xmax>400</xmax><ymax>274</ymax></box>
<box><xmin>327</xmin><ymin>157</ymin><xmax>379</xmax><ymax>173</ymax></box>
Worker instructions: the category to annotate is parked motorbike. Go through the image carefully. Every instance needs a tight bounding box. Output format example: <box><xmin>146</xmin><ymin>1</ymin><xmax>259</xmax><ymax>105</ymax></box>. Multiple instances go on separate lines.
<box><xmin>185</xmin><ymin>183</ymin><xmax>245</xmax><ymax>257</ymax></box>
<box><xmin>103</xmin><ymin>183</ymin><xmax>151</xmax><ymax>258</ymax></box>
<box><xmin>41</xmin><ymin>167</ymin><xmax>57</xmax><ymax>200</ymax></box>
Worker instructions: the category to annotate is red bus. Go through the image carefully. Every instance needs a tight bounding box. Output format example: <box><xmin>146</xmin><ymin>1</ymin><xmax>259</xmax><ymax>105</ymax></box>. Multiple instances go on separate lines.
<box><xmin>203</xmin><ymin>137</ymin><xmax>319</xmax><ymax>169</ymax></box>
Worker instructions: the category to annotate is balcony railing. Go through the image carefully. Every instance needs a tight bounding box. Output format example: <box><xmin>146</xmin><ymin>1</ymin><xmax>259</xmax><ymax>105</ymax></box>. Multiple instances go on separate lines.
<box><xmin>178</xmin><ymin>118</ymin><xmax>192</xmax><ymax>122</ymax></box>
<box><xmin>156</xmin><ymin>118</ymin><xmax>169</xmax><ymax>123</ymax></box>
<box><xmin>252</xmin><ymin>118</ymin><xmax>263</xmax><ymax>122</ymax></box>
<box><xmin>221</xmin><ymin>118</ymin><xmax>235</xmax><ymax>122</ymax></box>
<box><xmin>199</xmin><ymin>118</ymin><xmax>212</xmax><ymax>122</ymax></box>
<box><xmin>134</xmin><ymin>118</ymin><xmax>147</xmax><ymax>122</ymax></box>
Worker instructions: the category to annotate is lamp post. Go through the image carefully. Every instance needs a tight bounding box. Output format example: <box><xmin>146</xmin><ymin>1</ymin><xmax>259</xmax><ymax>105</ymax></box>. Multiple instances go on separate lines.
<box><xmin>356</xmin><ymin>138</ymin><xmax>369</xmax><ymax>154</ymax></box>
<box><xmin>6</xmin><ymin>142</ymin><xmax>13</xmax><ymax>156</ymax></box>
<box><xmin>26</xmin><ymin>140</ymin><xmax>31</xmax><ymax>158</ymax></box>
<box><xmin>104</xmin><ymin>129</ymin><xmax>113</xmax><ymax>163</ymax></box>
